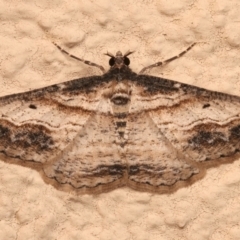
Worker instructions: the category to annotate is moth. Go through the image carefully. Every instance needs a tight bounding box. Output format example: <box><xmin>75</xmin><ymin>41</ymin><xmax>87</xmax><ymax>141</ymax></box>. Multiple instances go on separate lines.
<box><xmin>0</xmin><ymin>42</ymin><xmax>240</xmax><ymax>194</ymax></box>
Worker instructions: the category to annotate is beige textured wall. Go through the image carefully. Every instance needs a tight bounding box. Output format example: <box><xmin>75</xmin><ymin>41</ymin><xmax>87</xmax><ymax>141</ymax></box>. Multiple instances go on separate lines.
<box><xmin>0</xmin><ymin>0</ymin><xmax>240</xmax><ymax>239</ymax></box>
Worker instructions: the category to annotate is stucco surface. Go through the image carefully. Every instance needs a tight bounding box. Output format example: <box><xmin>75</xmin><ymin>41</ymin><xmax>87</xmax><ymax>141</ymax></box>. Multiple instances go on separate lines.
<box><xmin>0</xmin><ymin>0</ymin><xmax>240</xmax><ymax>239</ymax></box>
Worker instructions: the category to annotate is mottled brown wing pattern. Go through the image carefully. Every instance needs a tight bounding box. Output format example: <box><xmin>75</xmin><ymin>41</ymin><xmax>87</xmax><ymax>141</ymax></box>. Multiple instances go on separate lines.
<box><xmin>1</xmin><ymin>45</ymin><xmax>240</xmax><ymax>194</ymax></box>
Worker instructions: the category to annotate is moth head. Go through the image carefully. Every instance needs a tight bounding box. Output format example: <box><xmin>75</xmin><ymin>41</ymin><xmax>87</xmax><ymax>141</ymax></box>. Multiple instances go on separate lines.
<box><xmin>105</xmin><ymin>50</ymin><xmax>134</xmax><ymax>69</ymax></box>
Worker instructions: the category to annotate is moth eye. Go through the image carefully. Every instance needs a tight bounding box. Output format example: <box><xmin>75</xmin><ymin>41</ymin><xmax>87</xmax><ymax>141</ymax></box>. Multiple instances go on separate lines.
<box><xmin>124</xmin><ymin>57</ymin><xmax>130</xmax><ymax>66</ymax></box>
<box><xmin>109</xmin><ymin>57</ymin><xmax>115</xmax><ymax>66</ymax></box>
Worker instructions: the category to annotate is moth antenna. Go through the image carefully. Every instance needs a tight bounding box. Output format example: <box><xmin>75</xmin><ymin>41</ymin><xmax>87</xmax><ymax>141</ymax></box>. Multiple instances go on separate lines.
<box><xmin>124</xmin><ymin>50</ymin><xmax>134</xmax><ymax>57</ymax></box>
<box><xmin>52</xmin><ymin>42</ymin><xmax>105</xmax><ymax>73</ymax></box>
<box><xmin>139</xmin><ymin>42</ymin><xmax>196</xmax><ymax>74</ymax></box>
<box><xmin>104</xmin><ymin>52</ymin><xmax>115</xmax><ymax>58</ymax></box>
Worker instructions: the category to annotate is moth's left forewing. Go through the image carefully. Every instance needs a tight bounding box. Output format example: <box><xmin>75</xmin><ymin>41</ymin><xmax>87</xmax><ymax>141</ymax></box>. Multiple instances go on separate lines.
<box><xmin>135</xmin><ymin>75</ymin><xmax>240</xmax><ymax>162</ymax></box>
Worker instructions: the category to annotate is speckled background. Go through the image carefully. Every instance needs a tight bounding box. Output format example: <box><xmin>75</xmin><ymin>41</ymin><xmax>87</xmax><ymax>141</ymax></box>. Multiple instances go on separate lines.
<box><xmin>0</xmin><ymin>1</ymin><xmax>240</xmax><ymax>239</ymax></box>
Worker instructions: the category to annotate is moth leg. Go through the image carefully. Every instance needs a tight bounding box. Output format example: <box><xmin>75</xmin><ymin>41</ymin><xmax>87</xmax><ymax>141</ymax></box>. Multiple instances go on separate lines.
<box><xmin>53</xmin><ymin>42</ymin><xmax>105</xmax><ymax>73</ymax></box>
<box><xmin>139</xmin><ymin>42</ymin><xmax>196</xmax><ymax>74</ymax></box>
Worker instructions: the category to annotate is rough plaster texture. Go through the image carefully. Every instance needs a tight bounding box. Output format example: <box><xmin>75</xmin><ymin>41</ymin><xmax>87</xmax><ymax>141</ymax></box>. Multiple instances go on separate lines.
<box><xmin>0</xmin><ymin>0</ymin><xmax>240</xmax><ymax>239</ymax></box>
